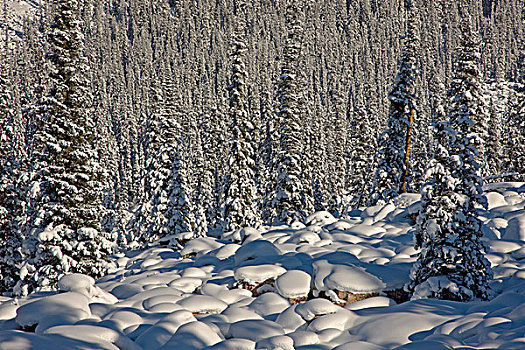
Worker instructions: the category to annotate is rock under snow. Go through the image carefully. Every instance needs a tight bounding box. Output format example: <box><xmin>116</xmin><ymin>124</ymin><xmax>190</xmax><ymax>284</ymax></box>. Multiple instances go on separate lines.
<box><xmin>234</xmin><ymin>265</ymin><xmax>287</xmax><ymax>285</ymax></box>
<box><xmin>274</xmin><ymin>270</ymin><xmax>311</xmax><ymax>299</ymax></box>
<box><xmin>15</xmin><ymin>292</ymin><xmax>91</xmax><ymax>333</ymax></box>
<box><xmin>295</xmin><ymin>298</ymin><xmax>340</xmax><ymax>321</ymax></box>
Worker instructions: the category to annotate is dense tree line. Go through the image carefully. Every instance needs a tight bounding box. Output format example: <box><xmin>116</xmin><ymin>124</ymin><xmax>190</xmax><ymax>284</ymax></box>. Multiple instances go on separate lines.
<box><xmin>0</xmin><ymin>0</ymin><xmax>524</xmax><ymax>298</ymax></box>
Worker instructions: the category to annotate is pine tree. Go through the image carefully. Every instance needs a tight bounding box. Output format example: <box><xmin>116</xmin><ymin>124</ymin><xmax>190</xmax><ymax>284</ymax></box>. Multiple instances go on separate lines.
<box><xmin>222</xmin><ymin>2</ymin><xmax>260</xmax><ymax>232</ymax></box>
<box><xmin>409</xmin><ymin>14</ymin><xmax>492</xmax><ymax>302</ymax></box>
<box><xmin>370</xmin><ymin>3</ymin><xmax>419</xmax><ymax>205</ymax></box>
<box><xmin>19</xmin><ymin>0</ymin><xmax>115</xmax><ymax>295</ymax></box>
<box><xmin>268</xmin><ymin>3</ymin><xmax>313</xmax><ymax>224</ymax></box>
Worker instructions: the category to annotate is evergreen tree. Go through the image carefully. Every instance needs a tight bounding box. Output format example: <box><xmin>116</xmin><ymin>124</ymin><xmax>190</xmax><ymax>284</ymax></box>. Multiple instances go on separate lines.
<box><xmin>268</xmin><ymin>3</ymin><xmax>313</xmax><ymax>224</ymax></box>
<box><xmin>163</xmin><ymin>141</ymin><xmax>196</xmax><ymax>240</ymax></box>
<box><xmin>19</xmin><ymin>0</ymin><xmax>115</xmax><ymax>295</ymax></box>
<box><xmin>370</xmin><ymin>3</ymin><xmax>419</xmax><ymax>205</ymax></box>
<box><xmin>222</xmin><ymin>2</ymin><xmax>260</xmax><ymax>232</ymax></box>
<box><xmin>0</xmin><ymin>51</ymin><xmax>27</xmax><ymax>295</ymax></box>
<box><xmin>200</xmin><ymin>105</ymin><xmax>227</xmax><ymax>230</ymax></box>
<box><xmin>409</xmin><ymin>14</ymin><xmax>492</xmax><ymax>302</ymax></box>
<box><xmin>446</xmin><ymin>14</ymin><xmax>490</xmax><ymax>177</ymax></box>
<box><xmin>326</xmin><ymin>71</ymin><xmax>347</xmax><ymax>215</ymax></box>
<box><xmin>510</xmin><ymin>82</ymin><xmax>525</xmax><ymax>179</ymax></box>
<box><xmin>140</xmin><ymin>85</ymin><xmax>195</xmax><ymax>243</ymax></box>
<box><xmin>506</xmin><ymin>7</ymin><xmax>525</xmax><ymax>180</ymax></box>
<box><xmin>348</xmin><ymin>83</ymin><xmax>377</xmax><ymax>210</ymax></box>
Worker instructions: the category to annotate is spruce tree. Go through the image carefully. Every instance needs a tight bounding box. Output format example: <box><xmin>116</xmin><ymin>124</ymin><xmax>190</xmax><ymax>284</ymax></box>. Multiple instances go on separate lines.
<box><xmin>370</xmin><ymin>3</ymin><xmax>419</xmax><ymax>205</ymax></box>
<box><xmin>200</xmin><ymin>105</ymin><xmax>227</xmax><ymax>230</ymax></box>
<box><xmin>222</xmin><ymin>2</ymin><xmax>260</xmax><ymax>232</ymax></box>
<box><xmin>0</xmin><ymin>53</ymin><xmax>27</xmax><ymax>295</ymax></box>
<box><xmin>141</xmin><ymin>80</ymin><xmax>196</xmax><ymax>243</ymax></box>
<box><xmin>409</xmin><ymin>14</ymin><xmax>492</xmax><ymax>302</ymax></box>
<box><xmin>19</xmin><ymin>0</ymin><xmax>115</xmax><ymax>295</ymax></box>
<box><xmin>506</xmin><ymin>7</ymin><xmax>525</xmax><ymax>180</ymax></box>
<box><xmin>348</xmin><ymin>83</ymin><xmax>378</xmax><ymax>209</ymax></box>
<box><xmin>268</xmin><ymin>3</ymin><xmax>313</xmax><ymax>224</ymax></box>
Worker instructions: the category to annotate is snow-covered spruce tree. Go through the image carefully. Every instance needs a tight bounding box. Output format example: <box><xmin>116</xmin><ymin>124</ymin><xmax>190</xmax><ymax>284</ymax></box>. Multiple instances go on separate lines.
<box><xmin>370</xmin><ymin>3</ymin><xmax>419</xmax><ymax>206</ymax></box>
<box><xmin>190</xmin><ymin>121</ymin><xmax>209</xmax><ymax>238</ymax></box>
<box><xmin>200</xmin><ymin>105</ymin><xmax>227</xmax><ymax>230</ymax></box>
<box><xmin>222</xmin><ymin>3</ymin><xmax>260</xmax><ymax>232</ymax></box>
<box><xmin>509</xmin><ymin>83</ymin><xmax>525</xmax><ymax>180</ymax></box>
<box><xmin>0</xmin><ymin>57</ymin><xmax>27</xmax><ymax>295</ymax></box>
<box><xmin>20</xmin><ymin>0</ymin><xmax>115</xmax><ymax>295</ymax></box>
<box><xmin>268</xmin><ymin>3</ymin><xmax>313</xmax><ymax>224</ymax></box>
<box><xmin>486</xmin><ymin>97</ymin><xmax>502</xmax><ymax>178</ymax></box>
<box><xmin>163</xmin><ymin>140</ymin><xmax>196</xmax><ymax>242</ymax></box>
<box><xmin>140</xmin><ymin>79</ymin><xmax>196</xmax><ymax>244</ymax></box>
<box><xmin>506</xmin><ymin>8</ymin><xmax>525</xmax><ymax>180</ymax></box>
<box><xmin>408</xmin><ymin>15</ymin><xmax>492</xmax><ymax>302</ymax></box>
<box><xmin>446</xmin><ymin>14</ymin><xmax>490</xmax><ymax>178</ymax></box>
<box><xmin>326</xmin><ymin>72</ymin><xmax>347</xmax><ymax>215</ymax></box>
<box><xmin>348</xmin><ymin>84</ymin><xmax>378</xmax><ymax>210</ymax></box>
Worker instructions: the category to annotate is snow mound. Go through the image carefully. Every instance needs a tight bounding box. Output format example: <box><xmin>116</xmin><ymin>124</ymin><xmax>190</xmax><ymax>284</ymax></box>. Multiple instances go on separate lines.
<box><xmin>274</xmin><ymin>270</ymin><xmax>311</xmax><ymax>299</ymax></box>
<box><xmin>314</xmin><ymin>260</ymin><xmax>386</xmax><ymax>294</ymax></box>
<box><xmin>305</xmin><ymin>211</ymin><xmax>337</xmax><ymax>226</ymax></box>
<box><xmin>295</xmin><ymin>298</ymin><xmax>340</xmax><ymax>321</ymax></box>
<box><xmin>234</xmin><ymin>240</ymin><xmax>281</xmax><ymax>265</ymax></box>
<box><xmin>177</xmin><ymin>295</ymin><xmax>228</xmax><ymax>314</ymax></box>
<box><xmin>227</xmin><ymin>319</ymin><xmax>285</xmax><ymax>342</ymax></box>
<box><xmin>346</xmin><ymin>224</ymin><xmax>386</xmax><ymax>237</ymax></box>
<box><xmin>158</xmin><ymin>321</ymin><xmax>222</xmax><ymax>349</ymax></box>
<box><xmin>234</xmin><ymin>265</ymin><xmax>287</xmax><ymax>284</ymax></box>
<box><xmin>16</xmin><ymin>292</ymin><xmax>91</xmax><ymax>333</ymax></box>
<box><xmin>58</xmin><ymin>274</ymin><xmax>118</xmax><ymax>303</ymax></box>
<box><xmin>43</xmin><ymin>324</ymin><xmax>141</xmax><ymax>350</ymax></box>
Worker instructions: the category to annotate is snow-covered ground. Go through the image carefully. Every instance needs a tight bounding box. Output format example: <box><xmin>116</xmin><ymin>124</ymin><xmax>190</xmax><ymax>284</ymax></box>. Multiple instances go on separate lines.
<box><xmin>1</xmin><ymin>183</ymin><xmax>524</xmax><ymax>349</ymax></box>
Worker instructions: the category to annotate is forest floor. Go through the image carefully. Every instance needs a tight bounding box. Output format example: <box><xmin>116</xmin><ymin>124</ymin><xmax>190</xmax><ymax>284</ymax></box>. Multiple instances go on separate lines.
<box><xmin>0</xmin><ymin>182</ymin><xmax>524</xmax><ymax>349</ymax></box>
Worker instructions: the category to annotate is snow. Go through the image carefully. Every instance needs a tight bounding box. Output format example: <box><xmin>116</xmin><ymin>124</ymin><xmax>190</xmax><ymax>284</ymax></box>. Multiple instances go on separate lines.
<box><xmin>295</xmin><ymin>298</ymin><xmax>340</xmax><ymax>321</ymax></box>
<box><xmin>274</xmin><ymin>270</ymin><xmax>311</xmax><ymax>299</ymax></box>
<box><xmin>234</xmin><ymin>265</ymin><xmax>287</xmax><ymax>284</ymax></box>
<box><xmin>1</xmin><ymin>182</ymin><xmax>525</xmax><ymax>349</ymax></box>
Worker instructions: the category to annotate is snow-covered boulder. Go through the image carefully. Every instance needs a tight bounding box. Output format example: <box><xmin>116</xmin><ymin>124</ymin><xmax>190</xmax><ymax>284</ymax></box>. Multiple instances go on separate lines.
<box><xmin>158</xmin><ymin>321</ymin><xmax>222</xmax><ymax>349</ymax></box>
<box><xmin>234</xmin><ymin>265</ymin><xmax>287</xmax><ymax>285</ymax></box>
<box><xmin>43</xmin><ymin>324</ymin><xmax>141</xmax><ymax>350</ymax></box>
<box><xmin>305</xmin><ymin>211</ymin><xmax>337</xmax><ymax>226</ymax></box>
<box><xmin>16</xmin><ymin>292</ymin><xmax>91</xmax><ymax>333</ymax></box>
<box><xmin>58</xmin><ymin>274</ymin><xmax>118</xmax><ymax>304</ymax></box>
<box><xmin>295</xmin><ymin>298</ymin><xmax>340</xmax><ymax>321</ymax></box>
<box><xmin>274</xmin><ymin>270</ymin><xmax>311</xmax><ymax>299</ymax></box>
<box><xmin>227</xmin><ymin>319</ymin><xmax>285</xmax><ymax>342</ymax></box>
<box><xmin>177</xmin><ymin>295</ymin><xmax>228</xmax><ymax>314</ymax></box>
<box><xmin>313</xmin><ymin>260</ymin><xmax>386</xmax><ymax>296</ymax></box>
<box><xmin>234</xmin><ymin>240</ymin><xmax>281</xmax><ymax>266</ymax></box>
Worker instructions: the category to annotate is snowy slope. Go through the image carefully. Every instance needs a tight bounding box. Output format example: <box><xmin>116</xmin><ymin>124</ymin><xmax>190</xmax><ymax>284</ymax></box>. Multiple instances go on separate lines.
<box><xmin>0</xmin><ymin>183</ymin><xmax>524</xmax><ymax>349</ymax></box>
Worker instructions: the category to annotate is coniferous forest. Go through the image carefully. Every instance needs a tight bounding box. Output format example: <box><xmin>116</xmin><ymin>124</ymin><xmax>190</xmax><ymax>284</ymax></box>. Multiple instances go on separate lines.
<box><xmin>0</xmin><ymin>0</ymin><xmax>524</xmax><ymax>307</ymax></box>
